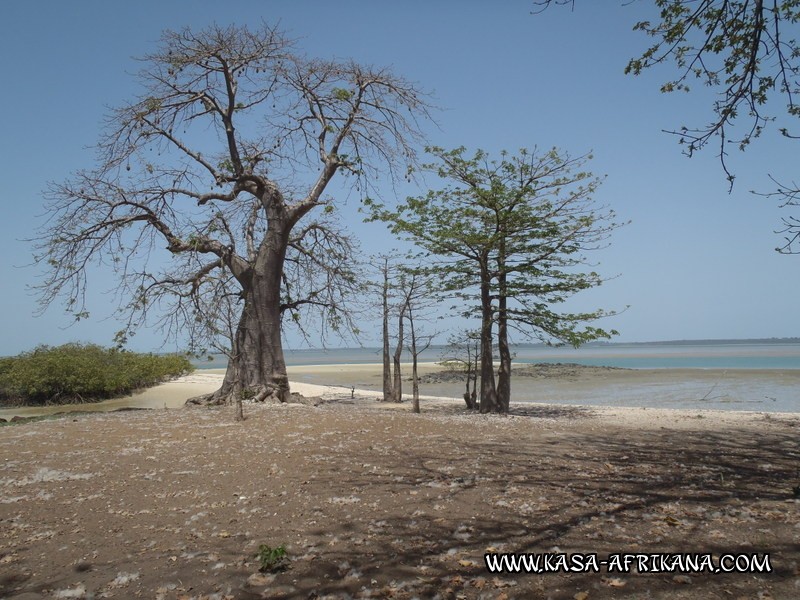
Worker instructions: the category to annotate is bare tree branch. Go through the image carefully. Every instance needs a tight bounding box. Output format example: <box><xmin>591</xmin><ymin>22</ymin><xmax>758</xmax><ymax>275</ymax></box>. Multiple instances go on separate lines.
<box><xmin>33</xmin><ymin>23</ymin><xmax>432</xmax><ymax>404</ymax></box>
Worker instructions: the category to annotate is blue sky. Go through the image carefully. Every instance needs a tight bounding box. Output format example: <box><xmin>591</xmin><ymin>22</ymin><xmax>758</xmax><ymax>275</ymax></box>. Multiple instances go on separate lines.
<box><xmin>0</xmin><ymin>0</ymin><xmax>797</xmax><ymax>355</ymax></box>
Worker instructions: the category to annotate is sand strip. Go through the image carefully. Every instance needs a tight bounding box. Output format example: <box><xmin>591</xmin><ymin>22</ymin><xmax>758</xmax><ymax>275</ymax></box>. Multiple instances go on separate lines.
<box><xmin>3</xmin><ymin>365</ymin><xmax>798</xmax><ymax>432</ymax></box>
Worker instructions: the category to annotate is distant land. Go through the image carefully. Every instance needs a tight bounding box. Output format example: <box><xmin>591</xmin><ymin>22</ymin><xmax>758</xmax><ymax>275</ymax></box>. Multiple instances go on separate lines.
<box><xmin>281</xmin><ymin>338</ymin><xmax>800</xmax><ymax>354</ymax></box>
<box><xmin>282</xmin><ymin>338</ymin><xmax>800</xmax><ymax>354</ymax></box>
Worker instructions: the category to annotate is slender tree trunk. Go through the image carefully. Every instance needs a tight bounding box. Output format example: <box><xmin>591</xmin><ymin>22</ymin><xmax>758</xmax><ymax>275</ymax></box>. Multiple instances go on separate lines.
<box><xmin>478</xmin><ymin>262</ymin><xmax>497</xmax><ymax>413</ymax></box>
<box><xmin>463</xmin><ymin>338</ymin><xmax>477</xmax><ymax>410</ymax></box>
<box><xmin>411</xmin><ymin>357</ymin><xmax>420</xmax><ymax>412</ymax></box>
<box><xmin>392</xmin><ymin>307</ymin><xmax>405</xmax><ymax>402</ymax></box>
<box><xmin>496</xmin><ymin>267</ymin><xmax>511</xmax><ymax>413</ymax></box>
<box><xmin>381</xmin><ymin>261</ymin><xmax>395</xmax><ymax>402</ymax></box>
<box><xmin>409</xmin><ymin>309</ymin><xmax>420</xmax><ymax>414</ymax></box>
<box><xmin>463</xmin><ymin>357</ymin><xmax>474</xmax><ymax>410</ymax></box>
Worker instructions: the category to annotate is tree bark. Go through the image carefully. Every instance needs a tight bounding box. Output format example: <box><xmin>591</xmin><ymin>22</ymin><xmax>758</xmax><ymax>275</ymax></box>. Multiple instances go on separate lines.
<box><xmin>463</xmin><ymin>359</ymin><xmax>475</xmax><ymax>410</ymax></box>
<box><xmin>478</xmin><ymin>262</ymin><xmax>498</xmax><ymax>413</ymax></box>
<box><xmin>496</xmin><ymin>293</ymin><xmax>511</xmax><ymax>413</ymax></box>
<box><xmin>408</xmin><ymin>308</ymin><xmax>420</xmax><ymax>414</ymax></box>
<box><xmin>496</xmin><ymin>249</ymin><xmax>511</xmax><ymax>413</ymax></box>
<box><xmin>381</xmin><ymin>260</ymin><xmax>395</xmax><ymax>402</ymax></box>
<box><xmin>189</xmin><ymin>221</ymin><xmax>291</xmax><ymax>406</ymax></box>
<box><xmin>392</xmin><ymin>307</ymin><xmax>405</xmax><ymax>402</ymax></box>
<box><xmin>470</xmin><ymin>338</ymin><xmax>478</xmax><ymax>408</ymax></box>
<box><xmin>462</xmin><ymin>338</ymin><xmax>478</xmax><ymax>410</ymax></box>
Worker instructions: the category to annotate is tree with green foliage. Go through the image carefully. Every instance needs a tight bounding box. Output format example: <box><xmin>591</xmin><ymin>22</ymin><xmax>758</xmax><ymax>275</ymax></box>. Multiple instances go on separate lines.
<box><xmin>34</xmin><ymin>23</ymin><xmax>431</xmax><ymax>407</ymax></box>
<box><xmin>0</xmin><ymin>343</ymin><xmax>192</xmax><ymax>406</ymax></box>
<box><xmin>536</xmin><ymin>0</ymin><xmax>800</xmax><ymax>252</ymax></box>
<box><xmin>367</xmin><ymin>147</ymin><xmax>623</xmax><ymax>413</ymax></box>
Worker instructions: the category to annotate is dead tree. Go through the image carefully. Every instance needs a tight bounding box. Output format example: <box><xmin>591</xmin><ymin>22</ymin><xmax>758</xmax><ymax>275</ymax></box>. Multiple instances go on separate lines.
<box><xmin>377</xmin><ymin>255</ymin><xmax>405</xmax><ymax>402</ymax></box>
<box><xmin>399</xmin><ymin>270</ymin><xmax>437</xmax><ymax>414</ymax></box>
<box><xmin>443</xmin><ymin>330</ymin><xmax>480</xmax><ymax>410</ymax></box>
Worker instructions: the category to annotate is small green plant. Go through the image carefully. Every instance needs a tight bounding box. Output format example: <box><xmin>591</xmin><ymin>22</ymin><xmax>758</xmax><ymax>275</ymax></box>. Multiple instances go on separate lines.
<box><xmin>256</xmin><ymin>543</ymin><xmax>289</xmax><ymax>572</ymax></box>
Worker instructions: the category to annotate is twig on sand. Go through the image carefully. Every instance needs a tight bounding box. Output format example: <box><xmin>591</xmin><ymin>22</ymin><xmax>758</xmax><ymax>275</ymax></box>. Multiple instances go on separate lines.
<box><xmin>699</xmin><ymin>370</ymin><xmax>728</xmax><ymax>401</ymax></box>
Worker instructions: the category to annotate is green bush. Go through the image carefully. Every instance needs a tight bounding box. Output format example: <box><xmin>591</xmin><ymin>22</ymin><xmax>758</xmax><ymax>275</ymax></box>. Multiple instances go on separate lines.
<box><xmin>0</xmin><ymin>343</ymin><xmax>194</xmax><ymax>406</ymax></box>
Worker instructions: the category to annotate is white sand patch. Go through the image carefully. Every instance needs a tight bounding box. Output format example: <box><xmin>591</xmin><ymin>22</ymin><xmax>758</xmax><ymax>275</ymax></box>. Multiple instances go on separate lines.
<box><xmin>0</xmin><ymin>495</ymin><xmax>28</xmax><ymax>503</ymax></box>
<box><xmin>328</xmin><ymin>495</ymin><xmax>361</xmax><ymax>505</ymax></box>
<box><xmin>53</xmin><ymin>584</ymin><xmax>87</xmax><ymax>598</ymax></box>
<box><xmin>109</xmin><ymin>571</ymin><xmax>140</xmax><ymax>587</ymax></box>
<box><xmin>1</xmin><ymin>467</ymin><xmax>94</xmax><ymax>487</ymax></box>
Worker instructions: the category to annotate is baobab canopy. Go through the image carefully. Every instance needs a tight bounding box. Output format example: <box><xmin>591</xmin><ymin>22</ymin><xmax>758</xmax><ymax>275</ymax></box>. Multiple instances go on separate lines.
<box><xmin>35</xmin><ymin>23</ymin><xmax>433</xmax><ymax>406</ymax></box>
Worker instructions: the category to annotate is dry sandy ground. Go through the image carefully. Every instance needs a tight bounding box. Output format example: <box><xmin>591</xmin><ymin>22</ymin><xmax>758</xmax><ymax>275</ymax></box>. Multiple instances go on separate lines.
<box><xmin>1</xmin><ymin>377</ymin><xmax>800</xmax><ymax>599</ymax></box>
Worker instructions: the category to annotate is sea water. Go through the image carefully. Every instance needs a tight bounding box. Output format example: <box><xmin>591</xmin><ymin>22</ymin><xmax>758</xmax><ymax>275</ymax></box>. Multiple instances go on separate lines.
<box><xmin>195</xmin><ymin>341</ymin><xmax>800</xmax><ymax>370</ymax></box>
<box><xmin>192</xmin><ymin>341</ymin><xmax>800</xmax><ymax>413</ymax></box>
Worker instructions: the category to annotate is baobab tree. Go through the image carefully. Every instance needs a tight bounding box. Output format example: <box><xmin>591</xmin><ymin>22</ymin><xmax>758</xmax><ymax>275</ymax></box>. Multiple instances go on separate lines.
<box><xmin>34</xmin><ymin>23</ymin><xmax>431</xmax><ymax>405</ymax></box>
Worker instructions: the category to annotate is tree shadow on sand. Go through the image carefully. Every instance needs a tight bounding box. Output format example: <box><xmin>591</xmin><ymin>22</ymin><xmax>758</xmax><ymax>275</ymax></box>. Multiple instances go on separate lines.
<box><xmin>255</xmin><ymin>422</ymin><xmax>799</xmax><ymax>599</ymax></box>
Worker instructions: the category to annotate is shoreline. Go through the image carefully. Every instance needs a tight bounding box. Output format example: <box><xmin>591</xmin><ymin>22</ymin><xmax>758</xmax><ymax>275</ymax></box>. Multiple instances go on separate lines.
<box><xmin>287</xmin><ymin>362</ymin><xmax>800</xmax><ymax>415</ymax></box>
<box><xmin>1</xmin><ymin>362</ymin><xmax>799</xmax><ymax>423</ymax></box>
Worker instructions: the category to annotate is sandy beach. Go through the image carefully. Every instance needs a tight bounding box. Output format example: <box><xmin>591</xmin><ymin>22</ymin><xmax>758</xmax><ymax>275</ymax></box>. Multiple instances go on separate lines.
<box><xmin>1</xmin><ymin>365</ymin><xmax>799</xmax><ymax>599</ymax></box>
<box><xmin>2</xmin><ymin>362</ymin><xmax>798</xmax><ymax>420</ymax></box>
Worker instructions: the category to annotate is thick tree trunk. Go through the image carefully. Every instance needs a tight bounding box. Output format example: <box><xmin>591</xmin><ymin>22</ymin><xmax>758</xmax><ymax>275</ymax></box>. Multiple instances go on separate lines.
<box><xmin>496</xmin><ymin>271</ymin><xmax>511</xmax><ymax>413</ymax></box>
<box><xmin>470</xmin><ymin>339</ymin><xmax>478</xmax><ymax>408</ymax></box>
<box><xmin>496</xmin><ymin>312</ymin><xmax>511</xmax><ymax>413</ymax></box>
<box><xmin>214</xmin><ymin>277</ymin><xmax>289</xmax><ymax>404</ymax></box>
<box><xmin>478</xmin><ymin>265</ymin><xmax>498</xmax><ymax>413</ymax></box>
<box><xmin>188</xmin><ymin>226</ymin><xmax>290</xmax><ymax>407</ymax></box>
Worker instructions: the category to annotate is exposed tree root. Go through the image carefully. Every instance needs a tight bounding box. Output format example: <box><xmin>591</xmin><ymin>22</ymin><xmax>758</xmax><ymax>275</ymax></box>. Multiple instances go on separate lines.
<box><xmin>185</xmin><ymin>385</ymin><xmax>322</xmax><ymax>408</ymax></box>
